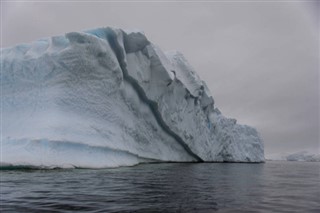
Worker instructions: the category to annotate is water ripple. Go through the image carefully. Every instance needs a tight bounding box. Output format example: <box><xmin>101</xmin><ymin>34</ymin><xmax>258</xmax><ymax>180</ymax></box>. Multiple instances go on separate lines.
<box><xmin>1</xmin><ymin>161</ymin><xmax>319</xmax><ymax>212</ymax></box>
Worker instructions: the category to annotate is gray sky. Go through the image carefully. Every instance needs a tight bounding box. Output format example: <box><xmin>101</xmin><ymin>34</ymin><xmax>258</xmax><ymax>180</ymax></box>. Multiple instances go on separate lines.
<box><xmin>1</xmin><ymin>0</ymin><xmax>319</xmax><ymax>156</ymax></box>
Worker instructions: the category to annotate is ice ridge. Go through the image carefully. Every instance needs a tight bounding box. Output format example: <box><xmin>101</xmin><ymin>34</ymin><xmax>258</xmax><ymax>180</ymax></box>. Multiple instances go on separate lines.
<box><xmin>102</xmin><ymin>28</ymin><xmax>203</xmax><ymax>161</ymax></box>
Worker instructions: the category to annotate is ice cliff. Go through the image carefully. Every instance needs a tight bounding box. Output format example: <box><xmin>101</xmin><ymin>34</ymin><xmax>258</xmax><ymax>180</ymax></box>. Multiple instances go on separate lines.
<box><xmin>1</xmin><ymin>27</ymin><xmax>264</xmax><ymax>168</ymax></box>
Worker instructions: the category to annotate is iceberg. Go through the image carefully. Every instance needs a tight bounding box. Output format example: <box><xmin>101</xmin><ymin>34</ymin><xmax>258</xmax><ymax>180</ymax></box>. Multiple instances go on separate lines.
<box><xmin>266</xmin><ymin>151</ymin><xmax>320</xmax><ymax>162</ymax></box>
<box><xmin>1</xmin><ymin>27</ymin><xmax>264</xmax><ymax>168</ymax></box>
<box><xmin>286</xmin><ymin>151</ymin><xmax>320</xmax><ymax>162</ymax></box>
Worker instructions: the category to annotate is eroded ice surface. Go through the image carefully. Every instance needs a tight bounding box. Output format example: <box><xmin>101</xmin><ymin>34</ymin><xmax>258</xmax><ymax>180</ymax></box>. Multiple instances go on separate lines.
<box><xmin>1</xmin><ymin>27</ymin><xmax>264</xmax><ymax>168</ymax></box>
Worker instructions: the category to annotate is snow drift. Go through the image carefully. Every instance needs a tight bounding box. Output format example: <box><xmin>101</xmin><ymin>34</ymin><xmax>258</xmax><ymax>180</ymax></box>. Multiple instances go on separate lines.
<box><xmin>1</xmin><ymin>27</ymin><xmax>264</xmax><ymax>168</ymax></box>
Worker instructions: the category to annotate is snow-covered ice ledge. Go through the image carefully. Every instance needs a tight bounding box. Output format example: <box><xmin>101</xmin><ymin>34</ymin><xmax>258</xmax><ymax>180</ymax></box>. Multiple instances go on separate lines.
<box><xmin>1</xmin><ymin>27</ymin><xmax>264</xmax><ymax>168</ymax></box>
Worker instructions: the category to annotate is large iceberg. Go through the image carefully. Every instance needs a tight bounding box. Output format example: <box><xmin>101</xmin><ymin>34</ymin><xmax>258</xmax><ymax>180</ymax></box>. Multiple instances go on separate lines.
<box><xmin>1</xmin><ymin>27</ymin><xmax>264</xmax><ymax>168</ymax></box>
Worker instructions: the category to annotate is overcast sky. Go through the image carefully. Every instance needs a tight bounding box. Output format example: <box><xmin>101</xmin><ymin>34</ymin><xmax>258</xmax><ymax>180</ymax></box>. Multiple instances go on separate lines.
<box><xmin>1</xmin><ymin>0</ymin><xmax>319</xmax><ymax>156</ymax></box>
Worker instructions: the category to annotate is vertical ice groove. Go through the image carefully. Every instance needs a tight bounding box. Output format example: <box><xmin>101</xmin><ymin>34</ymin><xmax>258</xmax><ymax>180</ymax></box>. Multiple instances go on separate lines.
<box><xmin>104</xmin><ymin>28</ymin><xmax>203</xmax><ymax>162</ymax></box>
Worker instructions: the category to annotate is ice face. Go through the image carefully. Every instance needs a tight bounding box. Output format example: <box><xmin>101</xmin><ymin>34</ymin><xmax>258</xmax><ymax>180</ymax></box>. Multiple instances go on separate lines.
<box><xmin>1</xmin><ymin>27</ymin><xmax>264</xmax><ymax>168</ymax></box>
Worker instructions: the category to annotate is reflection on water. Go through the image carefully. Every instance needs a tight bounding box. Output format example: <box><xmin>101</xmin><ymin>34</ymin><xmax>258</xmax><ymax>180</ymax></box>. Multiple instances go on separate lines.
<box><xmin>1</xmin><ymin>161</ymin><xmax>319</xmax><ymax>212</ymax></box>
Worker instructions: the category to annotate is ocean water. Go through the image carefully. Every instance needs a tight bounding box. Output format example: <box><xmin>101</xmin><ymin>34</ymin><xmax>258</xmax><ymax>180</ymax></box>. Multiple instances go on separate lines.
<box><xmin>1</xmin><ymin>161</ymin><xmax>319</xmax><ymax>212</ymax></box>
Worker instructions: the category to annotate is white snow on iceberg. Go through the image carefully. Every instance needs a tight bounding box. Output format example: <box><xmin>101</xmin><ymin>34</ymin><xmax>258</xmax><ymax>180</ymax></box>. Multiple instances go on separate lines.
<box><xmin>1</xmin><ymin>27</ymin><xmax>264</xmax><ymax>168</ymax></box>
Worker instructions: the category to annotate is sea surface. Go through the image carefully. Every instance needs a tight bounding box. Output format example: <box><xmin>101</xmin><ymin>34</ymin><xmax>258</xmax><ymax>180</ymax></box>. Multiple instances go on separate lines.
<box><xmin>1</xmin><ymin>161</ymin><xmax>319</xmax><ymax>212</ymax></box>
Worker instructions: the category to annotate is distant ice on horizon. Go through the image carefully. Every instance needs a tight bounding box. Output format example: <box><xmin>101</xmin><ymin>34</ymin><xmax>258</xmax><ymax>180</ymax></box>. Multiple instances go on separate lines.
<box><xmin>266</xmin><ymin>151</ymin><xmax>320</xmax><ymax>162</ymax></box>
